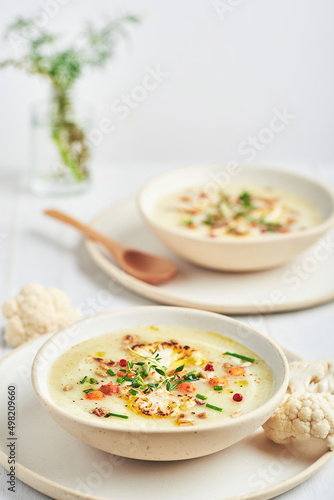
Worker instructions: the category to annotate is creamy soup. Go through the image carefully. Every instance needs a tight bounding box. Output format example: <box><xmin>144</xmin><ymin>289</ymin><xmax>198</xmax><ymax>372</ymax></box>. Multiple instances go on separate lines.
<box><xmin>154</xmin><ymin>184</ymin><xmax>320</xmax><ymax>238</ymax></box>
<box><xmin>48</xmin><ymin>326</ymin><xmax>273</xmax><ymax>429</ymax></box>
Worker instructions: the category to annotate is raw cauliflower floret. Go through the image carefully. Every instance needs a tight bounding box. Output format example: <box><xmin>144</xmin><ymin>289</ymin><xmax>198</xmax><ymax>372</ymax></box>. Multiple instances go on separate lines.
<box><xmin>2</xmin><ymin>283</ymin><xmax>81</xmax><ymax>346</ymax></box>
<box><xmin>263</xmin><ymin>392</ymin><xmax>334</xmax><ymax>450</ymax></box>
<box><xmin>288</xmin><ymin>359</ymin><xmax>334</xmax><ymax>394</ymax></box>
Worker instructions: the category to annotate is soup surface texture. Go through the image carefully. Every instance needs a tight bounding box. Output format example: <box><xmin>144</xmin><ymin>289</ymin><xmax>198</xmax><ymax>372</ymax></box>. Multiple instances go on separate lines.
<box><xmin>153</xmin><ymin>184</ymin><xmax>320</xmax><ymax>238</ymax></box>
<box><xmin>48</xmin><ymin>326</ymin><xmax>273</xmax><ymax>428</ymax></box>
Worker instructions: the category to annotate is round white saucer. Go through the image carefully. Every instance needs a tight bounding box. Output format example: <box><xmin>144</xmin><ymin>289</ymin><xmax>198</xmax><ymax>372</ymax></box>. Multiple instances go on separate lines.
<box><xmin>86</xmin><ymin>198</ymin><xmax>334</xmax><ymax>314</ymax></box>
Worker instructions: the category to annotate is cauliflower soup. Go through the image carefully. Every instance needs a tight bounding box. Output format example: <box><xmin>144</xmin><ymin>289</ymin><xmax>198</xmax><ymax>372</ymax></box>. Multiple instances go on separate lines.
<box><xmin>48</xmin><ymin>326</ymin><xmax>273</xmax><ymax>429</ymax></box>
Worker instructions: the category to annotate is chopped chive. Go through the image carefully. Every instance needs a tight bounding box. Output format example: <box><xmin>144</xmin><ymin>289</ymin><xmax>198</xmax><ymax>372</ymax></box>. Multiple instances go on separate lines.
<box><xmin>214</xmin><ymin>386</ymin><xmax>223</xmax><ymax>391</ymax></box>
<box><xmin>225</xmin><ymin>352</ymin><xmax>254</xmax><ymax>363</ymax></box>
<box><xmin>119</xmin><ymin>369</ymin><xmax>127</xmax><ymax>373</ymax></box>
<box><xmin>206</xmin><ymin>403</ymin><xmax>223</xmax><ymax>412</ymax></box>
<box><xmin>117</xmin><ymin>377</ymin><xmax>124</xmax><ymax>384</ymax></box>
<box><xmin>124</xmin><ymin>376</ymin><xmax>135</xmax><ymax>382</ymax></box>
<box><xmin>83</xmin><ymin>388</ymin><xmax>94</xmax><ymax>394</ymax></box>
<box><xmin>127</xmin><ymin>361</ymin><xmax>133</xmax><ymax>369</ymax></box>
<box><xmin>106</xmin><ymin>413</ymin><xmax>129</xmax><ymax>419</ymax></box>
<box><xmin>131</xmin><ymin>382</ymin><xmax>141</xmax><ymax>388</ymax></box>
<box><xmin>142</xmin><ymin>365</ymin><xmax>148</xmax><ymax>377</ymax></box>
<box><xmin>80</xmin><ymin>376</ymin><xmax>87</xmax><ymax>384</ymax></box>
<box><xmin>90</xmin><ymin>377</ymin><xmax>97</xmax><ymax>384</ymax></box>
<box><xmin>129</xmin><ymin>388</ymin><xmax>138</xmax><ymax>395</ymax></box>
<box><xmin>196</xmin><ymin>394</ymin><xmax>208</xmax><ymax>400</ymax></box>
<box><xmin>107</xmin><ymin>369</ymin><xmax>115</xmax><ymax>377</ymax></box>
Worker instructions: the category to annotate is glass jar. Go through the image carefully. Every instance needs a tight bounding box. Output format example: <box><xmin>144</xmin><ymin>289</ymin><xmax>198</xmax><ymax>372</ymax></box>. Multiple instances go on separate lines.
<box><xmin>30</xmin><ymin>95</ymin><xmax>92</xmax><ymax>196</ymax></box>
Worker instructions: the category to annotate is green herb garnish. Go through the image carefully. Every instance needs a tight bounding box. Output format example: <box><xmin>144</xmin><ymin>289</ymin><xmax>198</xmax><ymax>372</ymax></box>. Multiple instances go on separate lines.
<box><xmin>80</xmin><ymin>376</ymin><xmax>87</xmax><ymax>384</ymax></box>
<box><xmin>117</xmin><ymin>377</ymin><xmax>124</xmax><ymax>384</ymax></box>
<box><xmin>105</xmin><ymin>413</ymin><xmax>129</xmax><ymax>419</ymax></box>
<box><xmin>239</xmin><ymin>191</ymin><xmax>252</xmax><ymax>208</ymax></box>
<box><xmin>225</xmin><ymin>352</ymin><xmax>255</xmax><ymax>363</ymax></box>
<box><xmin>206</xmin><ymin>403</ymin><xmax>223</xmax><ymax>412</ymax></box>
<box><xmin>83</xmin><ymin>388</ymin><xmax>94</xmax><ymax>394</ymax></box>
<box><xmin>214</xmin><ymin>386</ymin><xmax>223</xmax><ymax>391</ymax></box>
<box><xmin>90</xmin><ymin>377</ymin><xmax>97</xmax><ymax>384</ymax></box>
<box><xmin>196</xmin><ymin>394</ymin><xmax>208</xmax><ymax>400</ymax></box>
<box><xmin>107</xmin><ymin>369</ymin><xmax>116</xmax><ymax>377</ymax></box>
<box><xmin>129</xmin><ymin>388</ymin><xmax>138</xmax><ymax>395</ymax></box>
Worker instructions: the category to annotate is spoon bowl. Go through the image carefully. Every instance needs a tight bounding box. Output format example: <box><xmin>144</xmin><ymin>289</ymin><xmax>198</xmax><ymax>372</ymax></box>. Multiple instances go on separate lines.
<box><xmin>44</xmin><ymin>209</ymin><xmax>177</xmax><ymax>285</ymax></box>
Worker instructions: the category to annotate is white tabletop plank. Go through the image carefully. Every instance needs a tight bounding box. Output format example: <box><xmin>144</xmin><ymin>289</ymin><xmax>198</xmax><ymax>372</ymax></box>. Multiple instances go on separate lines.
<box><xmin>0</xmin><ymin>163</ymin><xmax>333</xmax><ymax>500</ymax></box>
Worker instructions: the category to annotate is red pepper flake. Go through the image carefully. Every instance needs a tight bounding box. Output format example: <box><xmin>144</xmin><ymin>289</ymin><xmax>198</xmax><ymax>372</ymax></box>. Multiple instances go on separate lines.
<box><xmin>205</xmin><ymin>363</ymin><xmax>214</xmax><ymax>371</ymax></box>
<box><xmin>233</xmin><ymin>393</ymin><xmax>243</xmax><ymax>402</ymax></box>
<box><xmin>119</xmin><ymin>359</ymin><xmax>127</xmax><ymax>367</ymax></box>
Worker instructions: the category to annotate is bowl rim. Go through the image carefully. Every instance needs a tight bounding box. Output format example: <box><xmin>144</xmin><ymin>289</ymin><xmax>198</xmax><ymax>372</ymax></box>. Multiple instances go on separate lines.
<box><xmin>32</xmin><ymin>306</ymin><xmax>289</xmax><ymax>435</ymax></box>
<box><xmin>137</xmin><ymin>165</ymin><xmax>334</xmax><ymax>245</ymax></box>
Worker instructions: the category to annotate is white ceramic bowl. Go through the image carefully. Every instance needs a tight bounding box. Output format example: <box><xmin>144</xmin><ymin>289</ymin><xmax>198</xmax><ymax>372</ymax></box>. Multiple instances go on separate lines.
<box><xmin>32</xmin><ymin>306</ymin><xmax>289</xmax><ymax>461</ymax></box>
<box><xmin>138</xmin><ymin>165</ymin><xmax>334</xmax><ymax>271</ymax></box>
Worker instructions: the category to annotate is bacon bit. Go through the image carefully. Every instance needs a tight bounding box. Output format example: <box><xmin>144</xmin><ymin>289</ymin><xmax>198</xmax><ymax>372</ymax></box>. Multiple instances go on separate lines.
<box><xmin>85</xmin><ymin>390</ymin><xmax>105</xmax><ymax>400</ymax></box>
<box><xmin>122</xmin><ymin>334</ymin><xmax>139</xmax><ymax>345</ymax></box>
<box><xmin>63</xmin><ymin>385</ymin><xmax>72</xmax><ymax>391</ymax></box>
<box><xmin>208</xmin><ymin>376</ymin><xmax>229</xmax><ymax>387</ymax></box>
<box><xmin>180</xmin><ymin>196</ymin><xmax>191</xmax><ymax>202</ymax></box>
<box><xmin>93</xmin><ymin>357</ymin><xmax>104</xmax><ymax>362</ymax></box>
<box><xmin>187</xmin><ymin>224</ymin><xmax>197</xmax><ymax>230</ymax></box>
<box><xmin>119</xmin><ymin>359</ymin><xmax>127</xmax><ymax>367</ymax></box>
<box><xmin>90</xmin><ymin>407</ymin><xmax>108</xmax><ymax>417</ymax></box>
<box><xmin>199</xmin><ymin>192</ymin><xmax>207</xmax><ymax>199</ymax></box>
<box><xmin>177</xmin><ymin>382</ymin><xmax>196</xmax><ymax>393</ymax></box>
<box><xmin>233</xmin><ymin>393</ymin><xmax>243</xmax><ymax>402</ymax></box>
<box><xmin>205</xmin><ymin>363</ymin><xmax>214</xmax><ymax>371</ymax></box>
<box><xmin>198</xmin><ymin>412</ymin><xmax>207</xmax><ymax>419</ymax></box>
<box><xmin>226</xmin><ymin>366</ymin><xmax>245</xmax><ymax>377</ymax></box>
<box><xmin>232</xmin><ymin>411</ymin><xmax>242</xmax><ymax>418</ymax></box>
<box><xmin>195</xmin><ymin>398</ymin><xmax>205</xmax><ymax>405</ymax></box>
<box><xmin>99</xmin><ymin>382</ymin><xmax>120</xmax><ymax>395</ymax></box>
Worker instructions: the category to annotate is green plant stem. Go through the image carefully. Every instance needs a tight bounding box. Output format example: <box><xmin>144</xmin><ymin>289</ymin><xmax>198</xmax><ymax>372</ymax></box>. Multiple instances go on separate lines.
<box><xmin>50</xmin><ymin>86</ymin><xmax>89</xmax><ymax>182</ymax></box>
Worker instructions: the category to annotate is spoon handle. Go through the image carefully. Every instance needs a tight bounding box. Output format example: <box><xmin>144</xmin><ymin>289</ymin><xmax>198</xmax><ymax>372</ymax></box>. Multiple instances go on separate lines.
<box><xmin>44</xmin><ymin>209</ymin><xmax>124</xmax><ymax>260</ymax></box>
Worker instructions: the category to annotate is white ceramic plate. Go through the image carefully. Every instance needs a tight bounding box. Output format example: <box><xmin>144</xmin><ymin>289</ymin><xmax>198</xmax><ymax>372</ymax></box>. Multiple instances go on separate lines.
<box><xmin>0</xmin><ymin>334</ymin><xmax>332</xmax><ymax>500</ymax></box>
<box><xmin>85</xmin><ymin>198</ymin><xmax>334</xmax><ymax>314</ymax></box>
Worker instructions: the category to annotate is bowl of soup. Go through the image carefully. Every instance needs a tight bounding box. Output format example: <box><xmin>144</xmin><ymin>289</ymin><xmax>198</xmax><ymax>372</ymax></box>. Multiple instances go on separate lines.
<box><xmin>32</xmin><ymin>306</ymin><xmax>288</xmax><ymax>461</ymax></box>
<box><xmin>138</xmin><ymin>166</ymin><xmax>334</xmax><ymax>271</ymax></box>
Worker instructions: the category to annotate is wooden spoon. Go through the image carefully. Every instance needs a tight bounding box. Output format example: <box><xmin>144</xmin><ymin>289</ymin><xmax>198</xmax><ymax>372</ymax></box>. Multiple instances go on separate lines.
<box><xmin>44</xmin><ymin>209</ymin><xmax>178</xmax><ymax>285</ymax></box>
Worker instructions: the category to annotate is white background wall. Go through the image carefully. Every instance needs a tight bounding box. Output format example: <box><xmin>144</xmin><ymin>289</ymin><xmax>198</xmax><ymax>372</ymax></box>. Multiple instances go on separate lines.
<box><xmin>0</xmin><ymin>0</ymin><xmax>334</xmax><ymax>171</ymax></box>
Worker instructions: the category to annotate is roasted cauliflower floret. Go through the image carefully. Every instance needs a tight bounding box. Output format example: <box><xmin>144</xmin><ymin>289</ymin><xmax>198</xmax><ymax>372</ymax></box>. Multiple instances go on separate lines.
<box><xmin>130</xmin><ymin>341</ymin><xmax>205</xmax><ymax>369</ymax></box>
<box><xmin>122</xmin><ymin>387</ymin><xmax>196</xmax><ymax>417</ymax></box>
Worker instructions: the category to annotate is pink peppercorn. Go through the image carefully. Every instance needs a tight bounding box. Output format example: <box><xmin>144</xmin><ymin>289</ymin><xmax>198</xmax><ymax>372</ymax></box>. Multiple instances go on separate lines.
<box><xmin>205</xmin><ymin>363</ymin><xmax>214</xmax><ymax>371</ymax></box>
<box><xmin>119</xmin><ymin>359</ymin><xmax>127</xmax><ymax>367</ymax></box>
<box><xmin>233</xmin><ymin>393</ymin><xmax>243</xmax><ymax>402</ymax></box>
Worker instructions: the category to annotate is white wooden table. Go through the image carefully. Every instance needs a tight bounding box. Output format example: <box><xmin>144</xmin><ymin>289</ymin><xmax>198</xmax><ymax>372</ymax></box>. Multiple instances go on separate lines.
<box><xmin>1</xmin><ymin>163</ymin><xmax>333</xmax><ymax>499</ymax></box>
